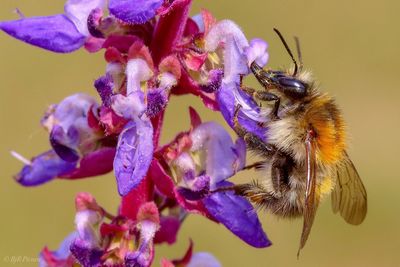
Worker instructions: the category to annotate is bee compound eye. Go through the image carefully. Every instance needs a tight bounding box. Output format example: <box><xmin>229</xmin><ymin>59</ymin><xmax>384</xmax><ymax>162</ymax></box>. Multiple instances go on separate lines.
<box><xmin>278</xmin><ymin>77</ymin><xmax>306</xmax><ymax>90</ymax></box>
<box><xmin>278</xmin><ymin>77</ymin><xmax>308</xmax><ymax>97</ymax></box>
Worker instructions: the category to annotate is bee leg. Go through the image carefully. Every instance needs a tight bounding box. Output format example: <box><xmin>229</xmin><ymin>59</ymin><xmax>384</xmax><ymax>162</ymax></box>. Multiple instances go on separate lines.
<box><xmin>239</xmin><ymin>85</ymin><xmax>256</xmax><ymax>96</ymax></box>
<box><xmin>254</xmin><ymin>91</ymin><xmax>280</xmax><ymax>120</ymax></box>
<box><xmin>238</xmin><ymin>79</ymin><xmax>281</xmax><ymax>120</ymax></box>
<box><xmin>250</xmin><ymin>62</ymin><xmax>273</xmax><ymax>88</ymax></box>
<box><xmin>242</xmin><ymin>161</ymin><xmax>265</xmax><ymax>171</ymax></box>
<box><xmin>234</xmin><ymin>182</ymin><xmax>279</xmax><ymax>210</ymax></box>
<box><xmin>233</xmin><ymin>105</ymin><xmax>276</xmax><ymax>156</ymax></box>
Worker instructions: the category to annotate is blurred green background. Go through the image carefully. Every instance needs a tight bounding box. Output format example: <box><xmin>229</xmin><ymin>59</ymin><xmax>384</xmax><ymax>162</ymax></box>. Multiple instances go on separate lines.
<box><xmin>1</xmin><ymin>0</ymin><xmax>399</xmax><ymax>266</ymax></box>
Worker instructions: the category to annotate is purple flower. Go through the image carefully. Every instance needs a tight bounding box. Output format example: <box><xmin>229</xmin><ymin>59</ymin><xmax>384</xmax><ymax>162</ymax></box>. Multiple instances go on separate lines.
<box><xmin>42</xmin><ymin>93</ymin><xmax>100</xmax><ymax>161</ymax></box>
<box><xmin>189</xmin><ymin>122</ymin><xmax>246</xmax><ymax>185</ymax></box>
<box><xmin>204</xmin><ymin>20</ymin><xmax>270</xmax><ymax>139</ymax></box>
<box><xmin>125</xmin><ymin>202</ymin><xmax>160</xmax><ymax>267</ymax></box>
<box><xmin>4</xmin><ymin>1</ymin><xmax>276</xmax><ymax>264</ymax></box>
<box><xmin>189</xmin><ymin>122</ymin><xmax>270</xmax><ymax>247</ymax></box>
<box><xmin>157</xmin><ymin>110</ymin><xmax>269</xmax><ymax>248</ymax></box>
<box><xmin>0</xmin><ymin>0</ymin><xmax>105</xmax><ymax>52</ymax></box>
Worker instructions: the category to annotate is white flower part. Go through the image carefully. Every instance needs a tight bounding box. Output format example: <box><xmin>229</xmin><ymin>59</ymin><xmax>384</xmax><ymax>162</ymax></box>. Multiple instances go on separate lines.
<box><xmin>126</xmin><ymin>58</ymin><xmax>153</xmax><ymax>95</ymax></box>
<box><xmin>174</xmin><ymin>152</ymin><xmax>196</xmax><ymax>174</ymax></box>
<box><xmin>205</xmin><ymin>20</ymin><xmax>250</xmax><ymax>84</ymax></box>
<box><xmin>111</xmin><ymin>92</ymin><xmax>146</xmax><ymax>120</ymax></box>
<box><xmin>205</xmin><ymin>20</ymin><xmax>248</xmax><ymax>52</ymax></box>
<box><xmin>75</xmin><ymin>210</ymin><xmax>102</xmax><ymax>248</ymax></box>
<box><xmin>190</xmin><ymin>122</ymin><xmax>238</xmax><ymax>186</ymax></box>
<box><xmin>187</xmin><ymin>252</ymin><xmax>222</xmax><ymax>267</ymax></box>
<box><xmin>64</xmin><ymin>0</ymin><xmax>106</xmax><ymax>36</ymax></box>
<box><xmin>106</xmin><ymin>62</ymin><xmax>124</xmax><ymax>92</ymax></box>
<box><xmin>137</xmin><ymin>220</ymin><xmax>158</xmax><ymax>247</ymax></box>
<box><xmin>223</xmin><ymin>35</ymin><xmax>249</xmax><ymax>84</ymax></box>
<box><xmin>244</xmin><ymin>38</ymin><xmax>269</xmax><ymax>67</ymax></box>
<box><xmin>159</xmin><ymin>72</ymin><xmax>177</xmax><ymax>89</ymax></box>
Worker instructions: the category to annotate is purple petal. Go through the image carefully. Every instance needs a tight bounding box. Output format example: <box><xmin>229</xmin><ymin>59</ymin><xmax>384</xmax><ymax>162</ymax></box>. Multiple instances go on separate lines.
<box><xmin>14</xmin><ymin>150</ymin><xmax>77</xmax><ymax>186</ymax></box>
<box><xmin>109</xmin><ymin>0</ymin><xmax>163</xmax><ymax>24</ymax></box>
<box><xmin>64</xmin><ymin>0</ymin><xmax>106</xmax><ymax>36</ymax></box>
<box><xmin>190</xmin><ymin>122</ymin><xmax>241</xmax><ymax>185</ymax></box>
<box><xmin>203</xmin><ymin>182</ymin><xmax>271</xmax><ymax>248</ymax></box>
<box><xmin>0</xmin><ymin>15</ymin><xmax>85</xmax><ymax>53</ymax></box>
<box><xmin>50</xmin><ymin>125</ymin><xmax>80</xmax><ymax>162</ymax></box>
<box><xmin>114</xmin><ymin>119</ymin><xmax>154</xmax><ymax>196</ymax></box>
<box><xmin>216</xmin><ymin>82</ymin><xmax>267</xmax><ymax>140</ymax></box>
<box><xmin>199</xmin><ymin>69</ymin><xmax>223</xmax><ymax>93</ymax></box>
<box><xmin>70</xmin><ymin>239</ymin><xmax>103</xmax><ymax>267</ymax></box>
<box><xmin>125</xmin><ymin>251</ymin><xmax>152</xmax><ymax>267</ymax></box>
<box><xmin>44</xmin><ymin>93</ymin><xmax>97</xmax><ymax>131</ymax></box>
<box><xmin>94</xmin><ymin>74</ymin><xmax>113</xmax><ymax>107</ymax></box>
<box><xmin>233</xmin><ymin>138</ymin><xmax>246</xmax><ymax>171</ymax></box>
<box><xmin>187</xmin><ymin>253</ymin><xmax>221</xmax><ymax>267</ymax></box>
<box><xmin>177</xmin><ymin>175</ymin><xmax>210</xmax><ymax>201</ymax></box>
<box><xmin>87</xmin><ymin>8</ymin><xmax>104</xmax><ymax>38</ymax></box>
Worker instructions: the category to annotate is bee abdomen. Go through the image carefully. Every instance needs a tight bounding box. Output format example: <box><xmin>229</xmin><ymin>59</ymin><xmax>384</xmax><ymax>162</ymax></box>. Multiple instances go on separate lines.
<box><xmin>235</xmin><ymin>181</ymin><xmax>303</xmax><ymax>218</ymax></box>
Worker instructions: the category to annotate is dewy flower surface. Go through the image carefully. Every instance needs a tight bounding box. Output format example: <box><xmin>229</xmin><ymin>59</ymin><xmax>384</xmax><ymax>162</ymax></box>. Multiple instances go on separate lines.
<box><xmin>2</xmin><ymin>0</ymin><xmax>274</xmax><ymax>265</ymax></box>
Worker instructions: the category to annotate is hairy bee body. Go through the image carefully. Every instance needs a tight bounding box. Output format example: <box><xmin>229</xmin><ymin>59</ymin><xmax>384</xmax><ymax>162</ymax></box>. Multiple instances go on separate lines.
<box><xmin>231</xmin><ymin>30</ymin><xmax>367</xmax><ymax>253</ymax></box>
<box><xmin>252</xmin><ymin>70</ymin><xmax>345</xmax><ymax>218</ymax></box>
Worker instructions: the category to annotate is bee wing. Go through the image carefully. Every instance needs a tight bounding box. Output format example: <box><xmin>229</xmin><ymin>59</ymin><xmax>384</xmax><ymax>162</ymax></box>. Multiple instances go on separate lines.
<box><xmin>331</xmin><ymin>152</ymin><xmax>367</xmax><ymax>225</ymax></box>
<box><xmin>298</xmin><ymin>131</ymin><xmax>320</xmax><ymax>257</ymax></box>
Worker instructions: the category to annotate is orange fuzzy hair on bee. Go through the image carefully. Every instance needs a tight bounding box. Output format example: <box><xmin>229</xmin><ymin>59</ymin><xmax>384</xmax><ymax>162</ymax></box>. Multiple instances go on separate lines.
<box><xmin>304</xmin><ymin>93</ymin><xmax>346</xmax><ymax>165</ymax></box>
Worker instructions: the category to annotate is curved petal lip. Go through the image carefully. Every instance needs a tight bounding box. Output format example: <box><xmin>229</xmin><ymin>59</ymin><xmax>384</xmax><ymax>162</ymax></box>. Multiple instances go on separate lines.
<box><xmin>109</xmin><ymin>0</ymin><xmax>163</xmax><ymax>24</ymax></box>
<box><xmin>0</xmin><ymin>14</ymin><xmax>86</xmax><ymax>53</ymax></box>
<box><xmin>202</xmin><ymin>182</ymin><xmax>271</xmax><ymax>248</ymax></box>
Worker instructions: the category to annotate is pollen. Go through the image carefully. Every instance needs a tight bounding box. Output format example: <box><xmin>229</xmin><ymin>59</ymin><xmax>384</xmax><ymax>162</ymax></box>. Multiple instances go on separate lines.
<box><xmin>319</xmin><ymin>176</ymin><xmax>334</xmax><ymax>196</ymax></box>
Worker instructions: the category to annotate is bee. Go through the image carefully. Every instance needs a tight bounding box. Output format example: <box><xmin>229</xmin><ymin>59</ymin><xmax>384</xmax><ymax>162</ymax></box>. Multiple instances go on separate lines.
<box><xmin>231</xmin><ymin>28</ymin><xmax>367</xmax><ymax>256</ymax></box>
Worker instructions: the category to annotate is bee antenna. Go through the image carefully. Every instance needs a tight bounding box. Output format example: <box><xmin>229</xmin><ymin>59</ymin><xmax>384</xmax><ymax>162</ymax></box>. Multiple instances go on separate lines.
<box><xmin>273</xmin><ymin>28</ymin><xmax>298</xmax><ymax>76</ymax></box>
<box><xmin>294</xmin><ymin>36</ymin><xmax>303</xmax><ymax>71</ymax></box>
